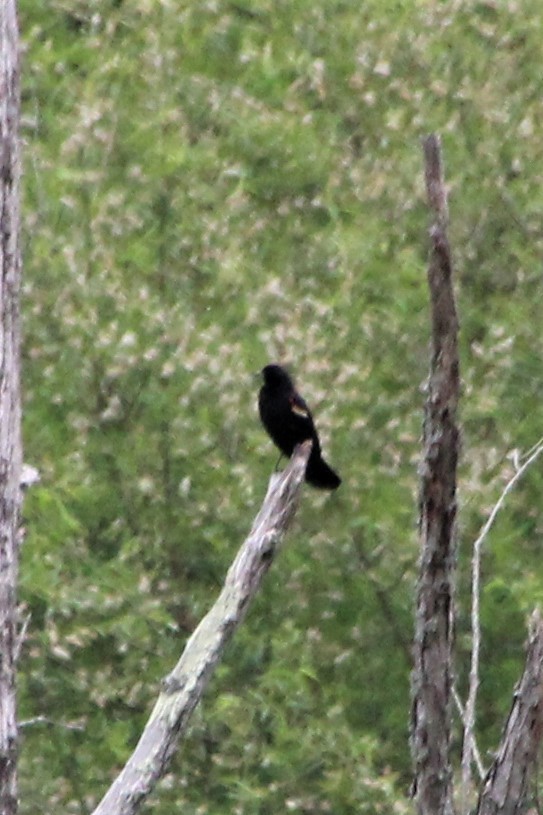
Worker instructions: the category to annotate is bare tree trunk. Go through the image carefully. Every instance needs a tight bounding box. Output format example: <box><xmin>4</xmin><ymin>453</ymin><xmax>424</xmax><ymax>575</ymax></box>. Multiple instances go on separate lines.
<box><xmin>0</xmin><ymin>3</ymin><xmax>22</xmax><ymax>814</ymax></box>
<box><xmin>410</xmin><ymin>134</ymin><xmax>459</xmax><ymax>815</ymax></box>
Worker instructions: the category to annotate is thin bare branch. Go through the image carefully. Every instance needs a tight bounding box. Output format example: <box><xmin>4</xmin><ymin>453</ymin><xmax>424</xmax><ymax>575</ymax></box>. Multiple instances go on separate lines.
<box><xmin>411</xmin><ymin>134</ymin><xmax>459</xmax><ymax>815</ymax></box>
<box><xmin>18</xmin><ymin>716</ymin><xmax>85</xmax><ymax>732</ymax></box>
<box><xmin>476</xmin><ymin>610</ymin><xmax>543</xmax><ymax>815</ymax></box>
<box><xmin>13</xmin><ymin>613</ymin><xmax>30</xmax><ymax>663</ymax></box>
<box><xmin>463</xmin><ymin>438</ymin><xmax>543</xmax><ymax>803</ymax></box>
<box><xmin>452</xmin><ymin>687</ymin><xmax>485</xmax><ymax>781</ymax></box>
<box><xmin>92</xmin><ymin>441</ymin><xmax>312</xmax><ymax>815</ymax></box>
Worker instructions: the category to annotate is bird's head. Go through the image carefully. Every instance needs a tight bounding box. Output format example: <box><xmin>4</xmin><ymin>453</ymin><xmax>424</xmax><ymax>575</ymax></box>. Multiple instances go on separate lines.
<box><xmin>261</xmin><ymin>364</ymin><xmax>293</xmax><ymax>389</ymax></box>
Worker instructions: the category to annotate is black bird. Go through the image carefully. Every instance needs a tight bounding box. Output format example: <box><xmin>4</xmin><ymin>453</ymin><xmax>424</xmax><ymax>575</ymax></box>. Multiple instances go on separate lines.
<box><xmin>258</xmin><ymin>364</ymin><xmax>341</xmax><ymax>490</ymax></box>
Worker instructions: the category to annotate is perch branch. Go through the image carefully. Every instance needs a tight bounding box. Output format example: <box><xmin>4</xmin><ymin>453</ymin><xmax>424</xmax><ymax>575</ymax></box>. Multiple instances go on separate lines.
<box><xmin>92</xmin><ymin>441</ymin><xmax>312</xmax><ymax>815</ymax></box>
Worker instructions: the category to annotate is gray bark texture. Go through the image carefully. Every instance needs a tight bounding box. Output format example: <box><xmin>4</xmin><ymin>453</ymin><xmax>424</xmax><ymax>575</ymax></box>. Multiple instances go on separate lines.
<box><xmin>92</xmin><ymin>441</ymin><xmax>311</xmax><ymax>815</ymax></box>
<box><xmin>476</xmin><ymin>611</ymin><xmax>543</xmax><ymax>815</ymax></box>
<box><xmin>410</xmin><ymin>134</ymin><xmax>459</xmax><ymax>815</ymax></box>
<box><xmin>0</xmin><ymin>2</ymin><xmax>23</xmax><ymax>815</ymax></box>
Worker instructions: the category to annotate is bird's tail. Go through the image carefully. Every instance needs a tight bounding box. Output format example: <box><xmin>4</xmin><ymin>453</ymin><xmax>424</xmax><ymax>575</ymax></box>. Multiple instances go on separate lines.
<box><xmin>305</xmin><ymin>454</ymin><xmax>341</xmax><ymax>490</ymax></box>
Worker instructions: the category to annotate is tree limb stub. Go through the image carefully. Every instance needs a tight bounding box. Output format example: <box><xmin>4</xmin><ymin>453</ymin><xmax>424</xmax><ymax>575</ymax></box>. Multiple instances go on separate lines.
<box><xmin>92</xmin><ymin>441</ymin><xmax>312</xmax><ymax>815</ymax></box>
<box><xmin>476</xmin><ymin>611</ymin><xmax>543</xmax><ymax>815</ymax></box>
<box><xmin>411</xmin><ymin>134</ymin><xmax>459</xmax><ymax>815</ymax></box>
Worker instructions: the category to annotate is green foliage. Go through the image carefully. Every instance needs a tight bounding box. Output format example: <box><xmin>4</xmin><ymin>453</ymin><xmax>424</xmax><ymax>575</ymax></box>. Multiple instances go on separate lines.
<box><xmin>18</xmin><ymin>0</ymin><xmax>543</xmax><ymax>811</ymax></box>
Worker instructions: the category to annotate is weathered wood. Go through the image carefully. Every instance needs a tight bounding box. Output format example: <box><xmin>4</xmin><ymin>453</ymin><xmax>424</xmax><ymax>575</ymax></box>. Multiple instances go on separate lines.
<box><xmin>0</xmin><ymin>3</ymin><xmax>23</xmax><ymax>814</ymax></box>
<box><xmin>410</xmin><ymin>134</ymin><xmax>459</xmax><ymax>815</ymax></box>
<box><xmin>92</xmin><ymin>441</ymin><xmax>311</xmax><ymax>815</ymax></box>
<box><xmin>476</xmin><ymin>611</ymin><xmax>543</xmax><ymax>815</ymax></box>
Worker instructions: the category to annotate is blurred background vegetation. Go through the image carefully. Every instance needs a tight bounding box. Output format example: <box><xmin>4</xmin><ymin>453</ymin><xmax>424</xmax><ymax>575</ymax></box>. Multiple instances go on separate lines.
<box><xmin>18</xmin><ymin>0</ymin><xmax>543</xmax><ymax>812</ymax></box>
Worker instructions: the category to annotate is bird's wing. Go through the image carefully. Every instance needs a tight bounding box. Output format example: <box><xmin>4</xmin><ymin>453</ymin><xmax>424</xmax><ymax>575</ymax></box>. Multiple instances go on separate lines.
<box><xmin>289</xmin><ymin>391</ymin><xmax>312</xmax><ymax>419</ymax></box>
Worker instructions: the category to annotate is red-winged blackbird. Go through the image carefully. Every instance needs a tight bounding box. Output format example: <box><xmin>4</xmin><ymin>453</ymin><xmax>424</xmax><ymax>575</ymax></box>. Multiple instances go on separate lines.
<box><xmin>258</xmin><ymin>364</ymin><xmax>341</xmax><ymax>490</ymax></box>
